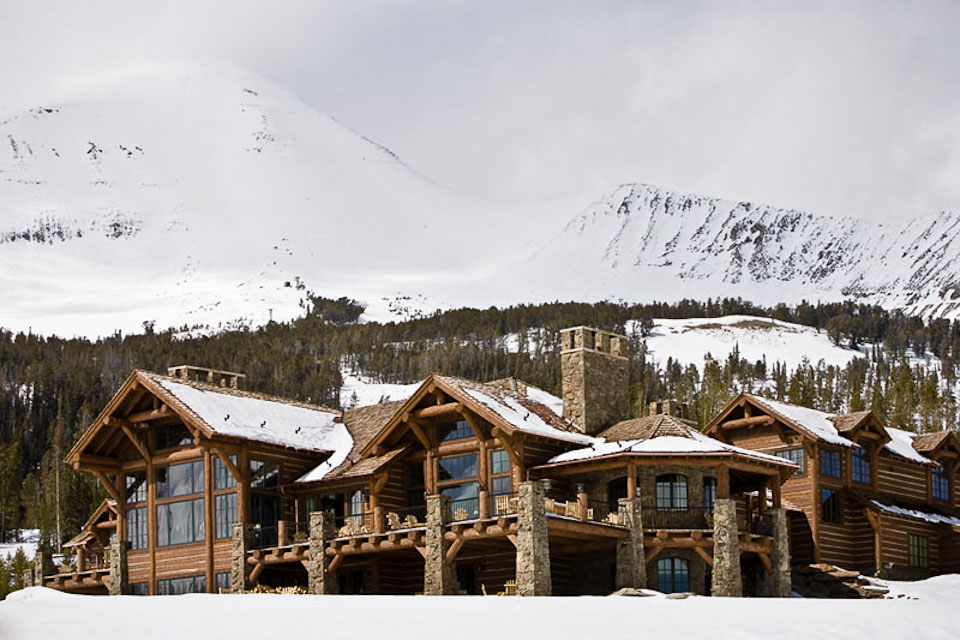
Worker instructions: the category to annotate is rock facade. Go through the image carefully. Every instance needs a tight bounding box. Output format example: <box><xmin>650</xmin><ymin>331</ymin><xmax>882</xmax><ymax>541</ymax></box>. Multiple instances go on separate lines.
<box><xmin>711</xmin><ymin>498</ymin><xmax>742</xmax><ymax>597</ymax></box>
<box><xmin>424</xmin><ymin>494</ymin><xmax>456</xmax><ymax>595</ymax></box>
<box><xmin>759</xmin><ymin>508</ymin><xmax>792</xmax><ymax>597</ymax></box>
<box><xmin>308</xmin><ymin>511</ymin><xmax>339</xmax><ymax>594</ymax></box>
<box><xmin>108</xmin><ymin>540</ymin><xmax>130</xmax><ymax>596</ymax></box>
<box><xmin>516</xmin><ymin>481</ymin><xmax>551</xmax><ymax>596</ymax></box>
<box><xmin>615</xmin><ymin>497</ymin><xmax>646</xmax><ymax>590</ymax></box>
<box><xmin>560</xmin><ymin>327</ymin><xmax>629</xmax><ymax>435</ymax></box>
<box><xmin>230</xmin><ymin>523</ymin><xmax>254</xmax><ymax>593</ymax></box>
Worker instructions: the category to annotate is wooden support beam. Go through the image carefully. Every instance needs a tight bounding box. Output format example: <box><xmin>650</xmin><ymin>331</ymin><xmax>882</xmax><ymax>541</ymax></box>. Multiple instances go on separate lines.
<box><xmin>694</xmin><ymin>546</ymin><xmax>714</xmax><ymax>568</ymax></box>
<box><xmin>445</xmin><ymin>537</ymin><xmax>465</xmax><ymax>564</ymax></box>
<box><xmin>118</xmin><ymin>424</ymin><xmax>150</xmax><ymax>461</ymax></box>
<box><xmin>328</xmin><ymin>553</ymin><xmax>344</xmax><ymax>573</ymax></box>
<box><xmin>210</xmin><ymin>446</ymin><xmax>241</xmax><ymax>482</ymax></box>
<box><xmin>644</xmin><ymin>545</ymin><xmax>663</xmax><ymax>564</ymax></box>
<box><xmin>414</xmin><ymin>546</ymin><xmax>428</xmax><ymax>559</ymax></box>
<box><xmin>75</xmin><ymin>453</ymin><xmax>121</xmax><ymax>471</ymax></box>
<box><xmin>758</xmin><ymin>552</ymin><xmax>773</xmax><ymax>573</ymax></box>
<box><xmin>127</xmin><ymin>405</ymin><xmax>172</xmax><ymax>423</ymax></box>
<box><xmin>717</xmin><ymin>463</ymin><xmax>730</xmax><ymax>499</ymax></box>
<box><xmin>407</xmin><ymin>420</ymin><xmax>432</xmax><ymax>449</ymax></box>
<box><xmin>461</xmin><ymin>412</ymin><xmax>486</xmax><ymax>441</ymax></box>
<box><xmin>94</xmin><ymin>471</ymin><xmax>122</xmax><ymax>503</ymax></box>
<box><xmin>506</xmin><ymin>534</ymin><xmax>518</xmax><ymax>548</ymax></box>
<box><xmin>413</xmin><ymin>402</ymin><xmax>463</xmax><ymax>419</ymax></box>
<box><xmin>248</xmin><ymin>561</ymin><xmax>266</xmax><ymax>586</ymax></box>
<box><xmin>719</xmin><ymin>415</ymin><xmax>774</xmax><ymax>429</ymax></box>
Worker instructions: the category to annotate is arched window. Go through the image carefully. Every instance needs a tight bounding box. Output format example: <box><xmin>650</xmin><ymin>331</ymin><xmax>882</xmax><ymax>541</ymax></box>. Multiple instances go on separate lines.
<box><xmin>703</xmin><ymin>477</ymin><xmax>717</xmax><ymax>512</ymax></box>
<box><xmin>655</xmin><ymin>474</ymin><xmax>688</xmax><ymax>510</ymax></box>
<box><xmin>657</xmin><ymin>557</ymin><xmax>690</xmax><ymax>593</ymax></box>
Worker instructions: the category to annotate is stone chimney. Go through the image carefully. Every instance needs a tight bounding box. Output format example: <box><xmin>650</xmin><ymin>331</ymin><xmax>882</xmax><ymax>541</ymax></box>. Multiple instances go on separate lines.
<box><xmin>167</xmin><ymin>365</ymin><xmax>246</xmax><ymax>390</ymax></box>
<box><xmin>560</xmin><ymin>326</ymin><xmax>629</xmax><ymax>435</ymax></box>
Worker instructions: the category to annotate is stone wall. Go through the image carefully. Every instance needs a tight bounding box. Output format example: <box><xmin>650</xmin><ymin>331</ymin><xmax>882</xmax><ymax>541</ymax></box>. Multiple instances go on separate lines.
<box><xmin>424</xmin><ymin>495</ymin><xmax>456</xmax><ymax>595</ymax></box>
<box><xmin>615</xmin><ymin>497</ymin><xmax>646</xmax><ymax>590</ymax></box>
<box><xmin>107</xmin><ymin>540</ymin><xmax>130</xmax><ymax>596</ymax></box>
<box><xmin>230</xmin><ymin>523</ymin><xmax>254</xmax><ymax>593</ymax></box>
<box><xmin>757</xmin><ymin>508</ymin><xmax>792</xmax><ymax>597</ymax></box>
<box><xmin>711</xmin><ymin>498</ymin><xmax>742</xmax><ymax>597</ymax></box>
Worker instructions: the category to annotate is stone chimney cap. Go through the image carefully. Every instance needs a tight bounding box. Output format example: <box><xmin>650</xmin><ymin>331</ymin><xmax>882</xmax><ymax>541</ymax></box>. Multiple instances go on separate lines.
<box><xmin>167</xmin><ymin>365</ymin><xmax>246</xmax><ymax>389</ymax></box>
<box><xmin>560</xmin><ymin>326</ymin><xmax>628</xmax><ymax>359</ymax></box>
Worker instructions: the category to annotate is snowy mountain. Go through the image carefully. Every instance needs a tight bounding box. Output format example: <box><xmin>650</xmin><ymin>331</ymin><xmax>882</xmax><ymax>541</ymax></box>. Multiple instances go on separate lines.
<box><xmin>3</xmin><ymin>62</ymin><xmax>960</xmax><ymax>337</ymax></box>
<box><xmin>522</xmin><ymin>183</ymin><xmax>960</xmax><ymax>318</ymax></box>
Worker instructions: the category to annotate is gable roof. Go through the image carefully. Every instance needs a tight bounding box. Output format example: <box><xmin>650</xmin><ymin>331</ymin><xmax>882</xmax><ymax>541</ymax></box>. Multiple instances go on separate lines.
<box><xmin>745</xmin><ymin>394</ymin><xmax>857</xmax><ymax>447</ymax></box>
<box><xmin>828</xmin><ymin>411</ymin><xmax>873</xmax><ymax>433</ymax></box>
<box><xmin>68</xmin><ymin>369</ymin><xmax>344</xmax><ymax>463</ymax></box>
<box><xmin>360</xmin><ymin>373</ymin><xmax>595</xmax><ymax>458</ymax></box>
<box><xmin>597</xmin><ymin>414</ymin><xmax>694</xmax><ymax>441</ymax></box>
<box><xmin>63</xmin><ymin>499</ymin><xmax>117</xmax><ymax>549</ymax></box>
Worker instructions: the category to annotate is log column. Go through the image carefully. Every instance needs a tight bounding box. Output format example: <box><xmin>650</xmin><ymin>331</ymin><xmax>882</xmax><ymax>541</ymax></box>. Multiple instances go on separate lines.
<box><xmin>424</xmin><ymin>494</ymin><xmax>456</xmax><ymax>595</ymax></box>
<box><xmin>308</xmin><ymin>511</ymin><xmax>339</xmax><ymax>594</ymax></box>
<box><xmin>516</xmin><ymin>480</ymin><xmax>551</xmax><ymax>596</ymax></box>
<box><xmin>710</xmin><ymin>498</ymin><xmax>742</xmax><ymax>597</ymax></box>
<box><xmin>108</xmin><ymin>539</ymin><xmax>130</xmax><ymax>595</ymax></box>
<box><xmin>615</xmin><ymin>496</ymin><xmax>646</xmax><ymax>590</ymax></box>
<box><xmin>230</xmin><ymin>522</ymin><xmax>254</xmax><ymax>592</ymax></box>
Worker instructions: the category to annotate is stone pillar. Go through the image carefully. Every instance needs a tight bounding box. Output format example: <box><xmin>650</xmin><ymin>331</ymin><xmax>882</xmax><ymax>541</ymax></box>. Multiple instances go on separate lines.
<box><xmin>230</xmin><ymin>522</ymin><xmax>254</xmax><ymax>593</ymax></box>
<box><xmin>615</xmin><ymin>497</ymin><xmax>646</xmax><ymax>590</ymax></box>
<box><xmin>33</xmin><ymin>551</ymin><xmax>55</xmax><ymax>586</ymax></box>
<box><xmin>759</xmin><ymin>508</ymin><xmax>792</xmax><ymax>597</ymax></box>
<box><xmin>711</xmin><ymin>498</ymin><xmax>742</xmax><ymax>597</ymax></box>
<box><xmin>516</xmin><ymin>481</ymin><xmax>551</xmax><ymax>596</ymax></box>
<box><xmin>424</xmin><ymin>494</ymin><xmax>456</xmax><ymax>595</ymax></box>
<box><xmin>308</xmin><ymin>511</ymin><xmax>339</xmax><ymax>594</ymax></box>
<box><xmin>108</xmin><ymin>540</ymin><xmax>130</xmax><ymax>596</ymax></box>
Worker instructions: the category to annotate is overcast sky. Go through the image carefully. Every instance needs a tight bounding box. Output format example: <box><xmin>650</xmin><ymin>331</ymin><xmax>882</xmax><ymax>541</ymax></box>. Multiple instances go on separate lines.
<box><xmin>3</xmin><ymin>0</ymin><xmax>960</xmax><ymax>221</ymax></box>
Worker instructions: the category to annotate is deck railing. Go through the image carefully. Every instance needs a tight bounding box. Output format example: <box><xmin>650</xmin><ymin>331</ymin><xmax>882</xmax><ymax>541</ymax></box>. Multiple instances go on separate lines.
<box><xmin>750</xmin><ymin>513</ymin><xmax>774</xmax><ymax>536</ymax></box>
<box><xmin>385</xmin><ymin>504</ymin><xmax>427</xmax><ymax>529</ymax></box>
<box><xmin>642</xmin><ymin>504</ymin><xmax>714</xmax><ymax>530</ymax></box>
<box><xmin>279</xmin><ymin>520</ymin><xmax>310</xmax><ymax>545</ymax></box>
<box><xmin>252</xmin><ymin>524</ymin><xmax>279</xmax><ymax>549</ymax></box>
<box><xmin>446</xmin><ymin>496</ymin><xmax>480</xmax><ymax>522</ymax></box>
<box><xmin>490</xmin><ymin>492</ymin><xmax>519</xmax><ymax>517</ymax></box>
<box><xmin>334</xmin><ymin>512</ymin><xmax>374</xmax><ymax>536</ymax></box>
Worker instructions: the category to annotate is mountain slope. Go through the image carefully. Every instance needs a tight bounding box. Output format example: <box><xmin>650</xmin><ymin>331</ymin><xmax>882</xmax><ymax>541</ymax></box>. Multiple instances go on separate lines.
<box><xmin>522</xmin><ymin>183</ymin><xmax>960</xmax><ymax>318</ymax></box>
<box><xmin>3</xmin><ymin>63</ymin><xmax>960</xmax><ymax>337</ymax></box>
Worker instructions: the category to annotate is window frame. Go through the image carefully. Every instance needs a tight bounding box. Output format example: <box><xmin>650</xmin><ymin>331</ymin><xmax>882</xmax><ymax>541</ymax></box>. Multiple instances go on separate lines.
<box><xmin>820</xmin><ymin>489</ymin><xmax>843</xmax><ymax>525</ymax></box>
<box><xmin>932</xmin><ymin>464</ymin><xmax>950</xmax><ymax>502</ymax></box>
<box><xmin>215</xmin><ymin>492</ymin><xmax>238</xmax><ymax>539</ymax></box>
<box><xmin>126</xmin><ymin>505</ymin><xmax>148</xmax><ymax>551</ymax></box>
<box><xmin>489</xmin><ymin>448</ymin><xmax>512</xmax><ymax>496</ymax></box>
<box><xmin>908</xmin><ymin>534</ymin><xmax>929</xmax><ymax>569</ymax></box>
<box><xmin>655</xmin><ymin>474</ymin><xmax>689</xmax><ymax>511</ymax></box>
<box><xmin>656</xmin><ymin>557</ymin><xmax>690</xmax><ymax>594</ymax></box>
<box><xmin>156</xmin><ymin>459</ymin><xmax>204</xmax><ymax>499</ymax></box>
<box><xmin>851</xmin><ymin>440</ymin><xmax>872</xmax><ymax>485</ymax></box>
<box><xmin>820</xmin><ymin>448</ymin><xmax>842</xmax><ymax>479</ymax></box>
<box><xmin>157</xmin><ymin>574</ymin><xmax>207</xmax><ymax>595</ymax></box>
<box><xmin>156</xmin><ymin>496</ymin><xmax>206</xmax><ymax>547</ymax></box>
<box><xmin>775</xmin><ymin>448</ymin><xmax>805</xmax><ymax>477</ymax></box>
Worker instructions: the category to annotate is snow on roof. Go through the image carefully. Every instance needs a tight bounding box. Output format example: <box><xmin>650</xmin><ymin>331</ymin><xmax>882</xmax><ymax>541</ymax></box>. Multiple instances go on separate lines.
<box><xmin>154</xmin><ymin>377</ymin><xmax>346</xmax><ymax>452</ymax></box>
<box><xmin>747</xmin><ymin>395</ymin><xmax>855</xmax><ymax>446</ymax></box>
<box><xmin>871</xmin><ymin>501</ymin><xmax>960</xmax><ymax>527</ymax></box>
<box><xmin>547</xmin><ymin>428</ymin><xmax>794</xmax><ymax>467</ymax></box>
<box><xmin>462</xmin><ymin>387</ymin><xmax>597</xmax><ymax>445</ymax></box>
<box><xmin>883</xmin><ymin>427</ymin><xmax>935</xmax><ymax>465</ymax></box>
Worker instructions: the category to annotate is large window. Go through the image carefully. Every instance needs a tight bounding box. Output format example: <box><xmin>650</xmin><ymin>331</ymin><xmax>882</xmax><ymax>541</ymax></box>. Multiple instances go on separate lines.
<box><xmin>214</xmin><ymin>454</ymin><xmax>238</xmax><ymax>490</ymax></box>
<box><xmin>439</xmin><ymin>420</ymin><xmax>473</xmax><ymax>442</ymax></box>
<box><xmin>215</xmin><ymin>493</ymin><xmax>238</xmax><ymax>539</ymax></box>
<box><xmin>820</xmin><ymin>449</ymin><xmax>842</xmax><ymax>478</ymax></box>
<box><xmin>703</xmin><ymin>477</ymin><xmax>717</xmax><ymax>512</ymax></box>
<box><xmin>775</xmin><ymin>448</ymin><xmax>805</xmax><ymax>476</ymax></box>
<box><xmin>655</xmin><ymin>474</ymin><xmax>688</xmax><ymax>510</ymax></box>
<box><xmin>490</xmin><ymin>449</ymin><xmax>511</xmax><ymax>496</ymax></box>
<box><xmin>130</xmin><ymin>582</ymin><xmax>149</xmax><ymax>596</ymax></box>
<box><xmin>157</xmin><ymin>574</ymin><xmax>206</xmax><ymax>595</ymax></box>
<box><xmin>250</xmin><ymin>460</ymin><xmax>279</xmax><ymax>490</ymax></box>
<box><xmin>157</xmin><ymin>497</ymin><xmax>205</xmax><ymax>546</ymax></box>
<box><xmin>657</xmin><ymin>557</ymin><xmax>690</xmax><ymax>594</ymax></box>
<box><xmin>216</xmin><ymin>572</ymin><xmax>231</xmax><ymax>593</ymax></box>
<box><xmin>820</xmin><ymin>489</ymin><xmax>842</xmax><ymax>524</ymax></box>
<box><xmin>909</xmin><ymin>535</ymin><xmax>929</xmax><ymax>568</ymax></box>
<box><xmin>437</xmin><ymin>454</ymin><xmax>479</xmax><ymax>519</ymax></box>
<box><xmin>126</xmin><ymin>472</ymin><xmax>147</xmax><ymax>504</ymax></box>
<box><xmin>127</xmin><ymin>506</ymin><xmax>148</xmax><ymax>551</ymax></box>
<box><xmin>932</xmin><ymin>465</ymin><xmax>950</xmax><ymax>502</ymax></box>
<box><xmin>851</xmin><ymin>440</ymin><xmax>872</xmax><ymax>484</ymax></box>
<box><xmin>157</xmin><ymin>460</ymin><xmax>204</xmax><ymax>499</ymax></box>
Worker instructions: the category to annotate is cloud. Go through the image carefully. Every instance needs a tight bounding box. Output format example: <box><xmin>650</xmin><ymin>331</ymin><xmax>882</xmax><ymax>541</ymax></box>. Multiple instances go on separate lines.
<box><xmin>2</xmin><ymin>0</ymin><xmax>959</xmax><ymax>220</ymax></box>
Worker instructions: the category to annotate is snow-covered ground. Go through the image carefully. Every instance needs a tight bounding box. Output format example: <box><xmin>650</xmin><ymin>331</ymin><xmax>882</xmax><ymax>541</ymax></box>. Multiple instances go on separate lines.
<box><xmin>0</xmin><ymin>530</ymin><xmax>39</xmax><ymax>562</ymax></box>
<box><xmin>634</xmin><ymin>315</ymin><xmax>864</xmax><ymax>371</ymax></box>
<box><xmin>1</xmin><ymin>575</ymin><xmax>957</xmax><ymax>640</ymax></box>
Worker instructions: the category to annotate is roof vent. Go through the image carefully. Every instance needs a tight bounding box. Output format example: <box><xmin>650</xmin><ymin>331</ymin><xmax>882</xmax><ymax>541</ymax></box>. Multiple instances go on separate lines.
<box><xmin>167</xmin><ymin>365</ymin><xmax>246</xmax><ymax>389</ymax></box>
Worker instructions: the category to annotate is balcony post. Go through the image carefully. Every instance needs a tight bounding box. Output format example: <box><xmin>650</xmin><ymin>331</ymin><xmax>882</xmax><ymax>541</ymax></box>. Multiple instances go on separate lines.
<box><xmin>710</xmin><ymin>498</ymin><xmax>742</xmax><ymax>597</ymax></box>
<box><xmin>516</xmin><ymin>480</ymin><xmax>551</xmax><ymax>596</ymax></box>
<box><xmin>424</xmin><ymin>494</ymin><xmax>456</xmax><ymax>595</ymax></box>
<box><xmin>230</xmin><ymin>522</ymin><xmax>254</xmax><ymax>593</ymax></box>
<box><xmin>478</xmin><ymin>489</ymin><xmax>490</xmax><ymax>519</ymax></box>
<box><xmin>577</xmin><ymin>489</ymin><xmax>589</xmax><ymax>521</ymax></box>
<box><xmin>107</xmin><ymin>539</ymin><xmax>130</xmax><ymax>595</ymax></box>
<box><xmin>615</xmin><ymin>496</ymin><xmax>646</xmax><ymax>590</ymax></box>
<box><xmin>308</xmin><ymin>511</ymin><xmax>339</xmax><ymax>594</ymax></box>
<box><xmin>278</xmin><ymin>519</ymin><xmax>290</xmax><ymax>546</ymax></box>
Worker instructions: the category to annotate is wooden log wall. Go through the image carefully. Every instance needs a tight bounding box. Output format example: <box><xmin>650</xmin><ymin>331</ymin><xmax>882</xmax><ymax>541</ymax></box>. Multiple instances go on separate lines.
<box><xmin>876</xmin><ymin>453</ymin><xmax>929</xmax><ymax>504</ymax></box>
<box><xmin>878</xmin><ymin>513</ymin><xmax>940</xmax><ymax>577</ymax></box>
<box><xmin>816</xmin><ymin>496</ymin><xmax>874</xmax><ymax>571</ymax></box>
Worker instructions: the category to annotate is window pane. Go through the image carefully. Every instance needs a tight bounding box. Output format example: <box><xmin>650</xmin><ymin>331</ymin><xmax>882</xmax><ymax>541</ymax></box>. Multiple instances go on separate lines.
<box><xmin>852</xmin><ymin>441</ymin><xmax>871</xmax><ymax>484</ymax></box>
<box><xmin>933</xmin><ymin>467</ymin><xmax>950</xmax><ymax>501</ymax></box>
<box><xmin>216</xmin><ymin>572</ymin><xmax>231</xmax><ymax>592</ymax></box>
<box><xmin>491</xmin><ymin>476</ymin><xmax>511</xmax><ymax>495</ymax></box>
<box><xmin>440</xmin><ymin>420</ymin><xmax>473</xmax><ymax>442</ymax></box>
<box><xmin>126</xmin><ymin>472</ymin><xmax>147</xmax><ymax>504</ymax></box>
<box><xmin>127</xmin><ymin>506</ymin><xmax>148</xmax><ymax>550</ymax></box>
<box><xmin>250</xmin><ymin>460</ymin><xmax>279</xmax><ymax>489</ymax></box>
<box><xmin>441</xmin><ymin>482</ymin><xmax>479</xmax><ymax>501</ymax></box>
<box><xmin>216</xmin><ymin>493</ymin><xmax>238</xmax><ymax>539</ymax></box>
<box><xmin>491</xmin><ymin>449</ymin><xmax>510</xmax><ymax>475</ymax></box>
<box><xmin>437</xmin><ymin>454</ymin><xmax>478</xmax><ymax>482</ymax></box>
<box><xmin>194</xmin><ymin>498</ymin><xmax>205</xmax><ymax>542</ymax></box>
<box><xmin>820</xmin><ymin>450</ymin><xmax>842</xmax><ymax>478</ymax></box>
<box><xmin>775</xmin><ymin>448</ymin><xmax>805</xmax><ymax>476</ymax></box>
<box><xmin>703</xmin><ymin>478</ymin><xmax>717</xmax><ymax>510</ymax></box>
<box><xmin>655</xmin><ymin>475</ymin><xmax>687</xmax><ymax>510</ymax></box>
<box><xmin>157</xmin><ymin>498</ymin><xmax>205</xmax><ymax>547</ymax></box>
<box><xmin>821</xmin><ymin>489</ymin><xmax>842</xmax><ymax>524</ymax></box>
<box><xmin>158</xmin><ymin>460</ymin><xmax>203</xmax><ymax>498</ymax></box>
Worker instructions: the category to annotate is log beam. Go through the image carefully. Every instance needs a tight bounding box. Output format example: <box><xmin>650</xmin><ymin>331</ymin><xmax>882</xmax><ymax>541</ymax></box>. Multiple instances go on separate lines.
<box><xmin>413</xmin><ymin>403</ymin><xmax>463</xmax><ymax>419</ymax></box>
<box><xmin>719</xmin><ymin>415</ymin><xmax>774</xmax><ymax>429</ymax></box>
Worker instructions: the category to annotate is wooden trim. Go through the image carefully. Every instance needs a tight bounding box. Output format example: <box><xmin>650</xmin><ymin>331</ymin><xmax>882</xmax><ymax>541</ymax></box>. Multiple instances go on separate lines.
<box><xmin>209</xmin><ymin>446</ymin><xmax>241</xmax><ymax>482</ymax></box>
<box><xmin>407</xmin><ymin>421</ymin><xmax>432</xmax><ymax>449</ymax></box>
<box><xmin>94</xmin><ymin>471</ymin><xmax>122</xmax><ymax>503</ymax></box>
<box><xmin>127</xmin><ymin>405</ymin><xmax>172</xmax><ymax>423</ymax></box>
<box><xmin>716</xmin><ymin>464</ymin><xmax>729</xmax><ymax>499</ymax></box>
<box><xmin>204</xmin><ymin>449</ymin><xmax>215</xmax><ymax>592</ymax></box>
<box><xmin>147</xmin><ymin>459</ymin><xmax>157</xmax><ymax>594</ymax></box>
<box><xmin>119</xmin><ymin>424</ymin><xmax>150</xmax><ymax>461</ymax></box>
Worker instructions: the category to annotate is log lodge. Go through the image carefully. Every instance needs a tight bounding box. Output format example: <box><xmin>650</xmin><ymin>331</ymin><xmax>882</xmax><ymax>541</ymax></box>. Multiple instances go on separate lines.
<box><xmin>26</xmin><ymin>327</ymin><xmax>960</xmax><ymax>597</ymax></box>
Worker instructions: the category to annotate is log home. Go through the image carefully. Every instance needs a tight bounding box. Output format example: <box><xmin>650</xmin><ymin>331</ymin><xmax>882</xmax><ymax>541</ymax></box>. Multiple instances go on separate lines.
<box><xmin>34</xmin><ymin>328</ymin><xmax>797</xmax><ymax>597</ymax></box>
<box><xmin>705</xmin><ymin>393</ymin><xmax>960</xmax><ymax>579</ymax></box>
